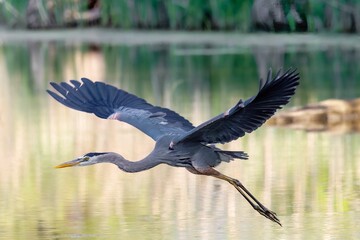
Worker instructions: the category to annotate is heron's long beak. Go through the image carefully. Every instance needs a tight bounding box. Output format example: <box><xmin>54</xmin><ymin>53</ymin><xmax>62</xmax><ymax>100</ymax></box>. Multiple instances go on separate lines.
<box><xmin>55</xmin><ymin>158</ymin><xmax>82</xmax><ymax>168</ymax></box>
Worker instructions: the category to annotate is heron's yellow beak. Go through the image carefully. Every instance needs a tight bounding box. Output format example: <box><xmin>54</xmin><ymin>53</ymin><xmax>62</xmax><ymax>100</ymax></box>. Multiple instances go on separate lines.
<box><xmin>54</xmin><ymin>159</ymin><xmax>81</xmax><ymax>168</ymax></box>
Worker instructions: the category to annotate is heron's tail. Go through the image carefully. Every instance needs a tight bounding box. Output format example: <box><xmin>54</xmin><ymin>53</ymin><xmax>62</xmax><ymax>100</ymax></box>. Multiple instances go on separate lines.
<box><xmin>216</xmin><ymin>150</ymin><xmax>249</xmax><ymax>160</ymax></box>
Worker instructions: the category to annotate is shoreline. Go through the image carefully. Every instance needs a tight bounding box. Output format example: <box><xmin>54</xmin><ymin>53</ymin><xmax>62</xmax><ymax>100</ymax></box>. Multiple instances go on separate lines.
<box><xmin>1</xmin><ymin>28</ymin><xmax>360</xmax><ymax>47</ymax></box>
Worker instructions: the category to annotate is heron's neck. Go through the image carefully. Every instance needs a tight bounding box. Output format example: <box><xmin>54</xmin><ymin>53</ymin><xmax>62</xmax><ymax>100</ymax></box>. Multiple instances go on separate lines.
<box><xmin>98</xmin><ymin>152</ymin><xmax>161</xmax><ymax>173</ymax></box>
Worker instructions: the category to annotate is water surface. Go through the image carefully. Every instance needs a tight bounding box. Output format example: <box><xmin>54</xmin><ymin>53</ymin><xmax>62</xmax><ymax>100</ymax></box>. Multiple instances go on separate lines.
<box><xmin>0</xmin><ymin>31</ymin><xmax>359</xmax><ymax>239</ymax></box>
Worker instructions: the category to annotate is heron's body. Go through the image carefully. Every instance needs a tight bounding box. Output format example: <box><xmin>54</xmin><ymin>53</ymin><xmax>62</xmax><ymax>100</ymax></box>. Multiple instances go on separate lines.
<box><xmin>48</xmin><ymin>69</ymin><xmax>300</xmax><ymax>226</ymax></box>
<box><xmin>95</xmin><ymin>135</ymin><xmax>246</xmax><ymax>172</ymax></box>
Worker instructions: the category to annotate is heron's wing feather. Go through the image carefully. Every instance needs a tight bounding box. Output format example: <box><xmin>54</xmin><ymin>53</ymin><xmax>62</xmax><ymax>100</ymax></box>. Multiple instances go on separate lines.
<box><xmin>175</xmin><ymin>69</ymin><xmax>299</xmax><ymax>145</ymax></box>
<box><xmin>47</xmin><ymin>78</ymin><xmax>194</xmax><ymax>141</ymax></box>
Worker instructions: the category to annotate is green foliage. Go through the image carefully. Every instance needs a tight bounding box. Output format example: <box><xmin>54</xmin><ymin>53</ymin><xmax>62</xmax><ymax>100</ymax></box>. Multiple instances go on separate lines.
<box><xmin>1</xmin><ymin>0</ymin><xmax>360</xmax><ymax>32</ymax></box>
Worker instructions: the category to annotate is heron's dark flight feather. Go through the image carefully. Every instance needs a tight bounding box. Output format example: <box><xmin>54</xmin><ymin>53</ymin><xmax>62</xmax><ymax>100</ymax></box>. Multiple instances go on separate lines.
<box><xmin>174</xmin><ymin>69</ymin><xmax>299</xmax><ymax>145</ymax></box>
<box><xmin>47</xmin><ymin>79</ymin><xmax>194</xmax><ymax>141</ymax></box>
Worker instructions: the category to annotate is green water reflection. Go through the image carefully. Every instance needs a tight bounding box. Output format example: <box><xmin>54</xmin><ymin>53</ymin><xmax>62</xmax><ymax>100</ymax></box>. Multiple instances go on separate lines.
<box><xmin>0</xmin><ymin>34</ymin><xmax>359</xmax><ymax>239</ymax></box>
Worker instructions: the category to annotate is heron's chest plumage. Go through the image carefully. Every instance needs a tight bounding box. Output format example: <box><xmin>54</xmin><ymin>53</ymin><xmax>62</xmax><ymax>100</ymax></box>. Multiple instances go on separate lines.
<box><xmin>157</xmin><ymin>137</ymin><xmax>218</xmax><ymax>168</ymax></box>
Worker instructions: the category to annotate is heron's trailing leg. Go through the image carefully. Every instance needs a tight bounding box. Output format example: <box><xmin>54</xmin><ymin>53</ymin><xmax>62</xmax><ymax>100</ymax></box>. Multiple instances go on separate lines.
<box><xmin>214</xmin><ymin>172</ymin><xmax>281</xmax><ymax>226</ymax></box>
<box><xmin>188</xmin><ymin>167</ymin><xmax>281</xmax><ymax>226</ymax></box>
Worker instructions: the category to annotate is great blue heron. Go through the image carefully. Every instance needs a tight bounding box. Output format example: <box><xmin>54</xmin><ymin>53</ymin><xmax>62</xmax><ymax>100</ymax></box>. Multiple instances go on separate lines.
<box><xmin>47</xmin><ymin>69</ymin><xmax>299</xmax><ymax>226</ymax></box>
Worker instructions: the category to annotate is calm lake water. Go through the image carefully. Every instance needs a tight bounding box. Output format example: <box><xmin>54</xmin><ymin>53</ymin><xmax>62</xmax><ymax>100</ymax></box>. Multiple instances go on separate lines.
<box><xmin>0</xmin><ymin>30</ymin><xmax>360</xmax><ymax>239</ymax></box>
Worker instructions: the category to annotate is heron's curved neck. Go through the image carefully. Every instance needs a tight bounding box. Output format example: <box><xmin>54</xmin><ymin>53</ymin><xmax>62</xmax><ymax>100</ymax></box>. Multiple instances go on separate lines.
<box><xmin>98</xmin><ymin>153</ymin><xmax>161</xmax><ymax>173</ymax></box>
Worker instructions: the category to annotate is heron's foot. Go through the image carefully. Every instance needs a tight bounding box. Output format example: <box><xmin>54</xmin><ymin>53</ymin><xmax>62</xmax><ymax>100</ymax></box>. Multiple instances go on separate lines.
<box><xmin>231</xmin><ymin>179</ymin><xmax>282</xmax><ymax>226</ymax></box>
<box><xmin>254</xmin><ymin>205</ymin><xmax>282</xmax><ymax>226</ymax></box>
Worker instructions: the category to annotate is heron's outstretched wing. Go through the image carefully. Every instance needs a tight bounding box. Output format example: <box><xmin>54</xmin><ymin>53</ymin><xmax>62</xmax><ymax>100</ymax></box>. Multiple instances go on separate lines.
<box><xmin>47</xmin><ymin>78</ymin><xmax>194</xmax><ymax>141</ymax></box>
<box><xmin>174</xmin><ymin>69</ymin><xmax>299</xmax><ymax>145</ymax></box>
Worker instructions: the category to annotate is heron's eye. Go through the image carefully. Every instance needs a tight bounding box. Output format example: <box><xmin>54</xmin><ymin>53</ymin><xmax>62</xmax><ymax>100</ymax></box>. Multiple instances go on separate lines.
<box><xmin>82</xmin><ymin>156</ymin><xmax>90</xmax><ymax>161</ymax></box>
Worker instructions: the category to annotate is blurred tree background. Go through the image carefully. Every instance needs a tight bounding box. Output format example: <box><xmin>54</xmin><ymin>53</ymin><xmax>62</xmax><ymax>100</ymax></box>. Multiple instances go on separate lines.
<box><xmin>0</xmin><ymin>0</ymin><xmax>359</xmax><ymax>32</ymax></box>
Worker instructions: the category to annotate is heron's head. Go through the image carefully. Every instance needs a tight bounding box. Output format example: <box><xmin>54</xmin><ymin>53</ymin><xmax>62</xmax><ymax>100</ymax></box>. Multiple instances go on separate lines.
<box><xmin>55</xmin><ymin>152</ymin><xmax>110</xmax><ymax>168</ymax></box>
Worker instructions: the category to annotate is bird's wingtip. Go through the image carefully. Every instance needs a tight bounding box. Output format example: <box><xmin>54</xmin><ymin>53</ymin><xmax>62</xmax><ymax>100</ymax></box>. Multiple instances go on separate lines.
<box><xmin>49</xmin><ymin>81</ymin><xmax>58</xmax><ymax>88</ymax></box>
<box><xmin>81</xmin><ymin>77</ymin><xmax>93</xmax><ymax>84</ymax></box>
